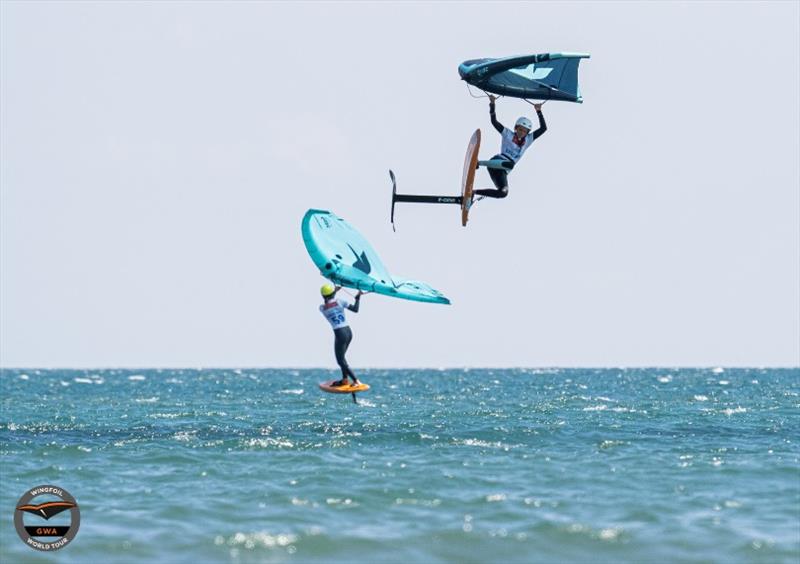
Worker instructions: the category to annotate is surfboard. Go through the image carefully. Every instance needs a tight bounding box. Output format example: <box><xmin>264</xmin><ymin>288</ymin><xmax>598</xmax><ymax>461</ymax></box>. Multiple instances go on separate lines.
<box><xmin>319</xmin><ymin>380</ymin><xmax>370</xmax><ymax>394</ymax></box>
<box><xmin>461</xmin><ymin>128</ymin><xmax>481</xmax><ymax>226</ymax></box>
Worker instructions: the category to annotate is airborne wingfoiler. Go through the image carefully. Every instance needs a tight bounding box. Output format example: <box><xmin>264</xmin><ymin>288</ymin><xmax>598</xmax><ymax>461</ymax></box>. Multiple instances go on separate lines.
<box><xmin>389</xmin><ymin>52</ymin><xmax>589</xmax><ymax>228</ymax></box>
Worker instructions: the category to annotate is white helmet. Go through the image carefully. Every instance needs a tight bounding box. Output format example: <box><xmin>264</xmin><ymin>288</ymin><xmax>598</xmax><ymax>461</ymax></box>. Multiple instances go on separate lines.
<box><xmin>515</xmin><ymin>117</ymin><xmax>533</xmax><ymax>131</ymax></box>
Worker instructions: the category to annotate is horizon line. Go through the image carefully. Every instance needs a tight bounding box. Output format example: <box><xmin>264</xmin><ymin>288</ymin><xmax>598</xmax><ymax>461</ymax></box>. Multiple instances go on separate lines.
<box><xmin>2</xmin><ymin>365</ymin><xmax>798</xmax><ymax>371</ymax></box>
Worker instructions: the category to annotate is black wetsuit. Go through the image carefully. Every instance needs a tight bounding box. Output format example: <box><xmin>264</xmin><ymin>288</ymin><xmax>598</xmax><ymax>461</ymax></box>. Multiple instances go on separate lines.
<box><xmin>474</xmin><ymin>100</ymin><xmax>547</xmax><ymax>199</ymax></box>
<box><xmin>331</xmin><ymin>295</ymin><xmax>360</xmax><ymax>382</ymax></box>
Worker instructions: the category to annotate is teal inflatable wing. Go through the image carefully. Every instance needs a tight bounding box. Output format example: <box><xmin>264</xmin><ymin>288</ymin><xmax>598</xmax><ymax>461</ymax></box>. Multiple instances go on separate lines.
<box><xmin>302</xmin><ymin>209</ymin><xmax>450</xmax><ymax>305</ymax></box>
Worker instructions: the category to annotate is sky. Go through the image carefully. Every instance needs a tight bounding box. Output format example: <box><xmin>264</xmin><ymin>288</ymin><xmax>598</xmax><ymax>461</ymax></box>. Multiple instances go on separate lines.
<box><xmin>1</xmin><ymin>1</ymin><xmax>798</xmax><ymax>368</ymax></box>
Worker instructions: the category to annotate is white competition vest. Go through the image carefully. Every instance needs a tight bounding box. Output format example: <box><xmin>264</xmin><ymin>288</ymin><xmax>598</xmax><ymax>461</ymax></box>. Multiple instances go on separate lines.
<box><xmin>320</xmin><ymin>299</ymin><xmax>350</xmax><ymax>329</ymax></box>
<box><xmin>499</xmin><ymin>127</ymin><xmax>535</xmax><ymax>163</ymax></box>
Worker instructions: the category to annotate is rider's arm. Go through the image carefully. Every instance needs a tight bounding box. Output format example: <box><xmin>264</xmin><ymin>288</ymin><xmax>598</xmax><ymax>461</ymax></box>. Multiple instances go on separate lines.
<box><xmin>532</xmin><ymin>109</ymin><xmax>547</xmax><ymax>140</ymax></box>
<box><xmin>346</xmin><ymin>293</ymin><xmax>361</xmax><ymax>313</ymax></box>
<box><xmin>490</xmin><ymin>100</ymin><xmax>504</xmax><ymax>134</ymax></box>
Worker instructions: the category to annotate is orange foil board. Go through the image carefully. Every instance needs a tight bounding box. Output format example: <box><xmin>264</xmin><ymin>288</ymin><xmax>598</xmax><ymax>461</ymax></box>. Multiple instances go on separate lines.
<box><xmin>319</xmin><ymin>380</ymin><xmax>370</xmax><ymax>394</ymax></box>
<box><xmin>461</xmin><ymin>129</ymin><xmax>481</xmax><ymax>227</ymax></box>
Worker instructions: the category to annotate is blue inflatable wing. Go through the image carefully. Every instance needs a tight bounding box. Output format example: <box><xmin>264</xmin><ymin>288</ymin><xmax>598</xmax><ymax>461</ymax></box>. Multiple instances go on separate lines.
<box><xmin>459</xmin><ymin>52</ymin><xmax>590</xmax><ymax>103</ymax></box>
<box><xmin>302</xmin><ymin>209</ymin><xmax>450</xmax><ymax>305</ymax></box>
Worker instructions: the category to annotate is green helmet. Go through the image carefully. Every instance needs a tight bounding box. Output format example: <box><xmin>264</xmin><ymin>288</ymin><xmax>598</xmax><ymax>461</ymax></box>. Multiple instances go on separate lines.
<box><xmin>320</xmin><ymin>283</ymin><xmax>336</xmax><ymax>297</ymax></box>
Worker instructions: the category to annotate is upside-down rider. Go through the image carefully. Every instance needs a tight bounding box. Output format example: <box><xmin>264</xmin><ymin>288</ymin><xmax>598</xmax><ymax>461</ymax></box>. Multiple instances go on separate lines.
<box><xmin>319</xmin><ymin>283</ymin><xmax>362</xmax><ymax>387</ymax></box>
<box><xmin>473</xmin><ymin>94</ymin><xmax>547</xmax><ymax>201</ymax></box>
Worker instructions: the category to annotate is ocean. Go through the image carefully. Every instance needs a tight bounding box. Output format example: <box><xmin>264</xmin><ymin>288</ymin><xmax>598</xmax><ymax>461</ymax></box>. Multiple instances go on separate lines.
<box><xmin>1</xmin><ymin>368</ymin><xmax>798</xmax><ymax>563</ymax></box>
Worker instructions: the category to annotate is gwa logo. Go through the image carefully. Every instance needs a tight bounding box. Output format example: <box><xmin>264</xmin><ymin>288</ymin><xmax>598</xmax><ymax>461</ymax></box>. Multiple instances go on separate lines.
<box><xmin>14</xmin><ymin>485</ymin><xmax>80</xmax><ymax>551</ymax></box>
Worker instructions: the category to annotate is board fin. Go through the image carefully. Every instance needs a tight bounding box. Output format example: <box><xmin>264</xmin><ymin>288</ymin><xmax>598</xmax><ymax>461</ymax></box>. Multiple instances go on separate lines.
<box><xmin>390</xmin><ymin>169</ymin><xmax>398</xmax><ymax>232</ymax></box>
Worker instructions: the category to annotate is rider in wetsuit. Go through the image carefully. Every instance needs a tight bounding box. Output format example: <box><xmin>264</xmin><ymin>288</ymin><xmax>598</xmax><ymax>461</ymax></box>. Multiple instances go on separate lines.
<box><xmin>474</xmin><ymin>94</ymin><xmax>547</xmax><ymax>200</ymax></box>
<box><xmin>319</xmin><ymin>283</ymin><xmax>362</xmax><ymax>387</ymax></box>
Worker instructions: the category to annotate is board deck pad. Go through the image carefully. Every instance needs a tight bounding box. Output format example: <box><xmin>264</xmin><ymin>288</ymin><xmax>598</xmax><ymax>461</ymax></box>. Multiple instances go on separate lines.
<box><xmin>319</xmin><ymin>380</ymin><xmax>370</xmax><ymax>394</ymax></box>
<box><xmin>461</xmin><ymin>129</ymin><xmax>481</xmax><ymax>226</ymax></box>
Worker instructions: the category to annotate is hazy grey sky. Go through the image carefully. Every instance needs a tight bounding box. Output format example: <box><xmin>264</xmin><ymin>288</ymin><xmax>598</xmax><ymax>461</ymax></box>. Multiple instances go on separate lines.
<box><xmin>1</xmin><ymin>1</ymin><xmax>798</xmax><ymax>368</ymax></box>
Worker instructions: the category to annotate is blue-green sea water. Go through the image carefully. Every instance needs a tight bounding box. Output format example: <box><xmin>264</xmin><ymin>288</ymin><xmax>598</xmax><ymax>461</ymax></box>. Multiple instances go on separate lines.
<box><xmin>1</xmin><ymin>368</ymin><xmax>798</xmax><ymax>563</ymax></box>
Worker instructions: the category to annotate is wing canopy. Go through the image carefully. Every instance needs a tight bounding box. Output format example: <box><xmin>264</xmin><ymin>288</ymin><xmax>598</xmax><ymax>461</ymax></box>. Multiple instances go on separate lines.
<box><xmin>459</xmin><ymin>52</ymin><xmax>590</xmax><ymax>103</ymax></box>
<box><xmin>302</xmin><ymin>209</ymin><xmax>450</xmax><ymax>304</ymax></box>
